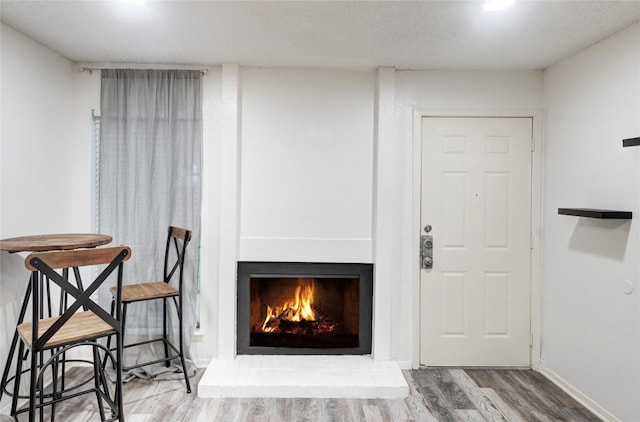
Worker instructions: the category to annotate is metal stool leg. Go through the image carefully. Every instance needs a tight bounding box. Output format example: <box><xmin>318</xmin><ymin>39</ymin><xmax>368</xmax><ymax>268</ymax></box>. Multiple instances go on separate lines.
<box><xmin>175</xmin><ymin>296</ymin><xmax>191</xmax><ymax>393</ymax></box>
<box><xmin>0</xmin><ymin>282</ymin><xmax>32</xmax><ymax>401</ymax></box>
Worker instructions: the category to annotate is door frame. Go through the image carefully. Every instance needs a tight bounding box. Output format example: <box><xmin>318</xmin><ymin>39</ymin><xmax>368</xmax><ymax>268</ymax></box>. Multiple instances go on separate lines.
<box><xmin>411</xmin><ymin>109</ymin><xmax>543</xmax><ymax>369</ymax></box>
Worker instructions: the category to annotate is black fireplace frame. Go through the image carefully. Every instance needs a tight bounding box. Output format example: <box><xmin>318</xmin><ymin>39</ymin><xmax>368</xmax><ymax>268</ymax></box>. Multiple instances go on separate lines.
<box><xmin>237</xmin><ymin>261</ymin><xmax>373</xmax><ymax>355</ymax></box>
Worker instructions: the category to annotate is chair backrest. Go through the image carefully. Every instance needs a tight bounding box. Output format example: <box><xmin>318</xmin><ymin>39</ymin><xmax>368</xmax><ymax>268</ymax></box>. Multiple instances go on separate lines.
<box><xmin>24</xmin><ymin>246</ymin><xmax>132</xmax><ymax>350</ymax></box>
<box><xmin>164</xmin><ymin>226</ymin><xmax>191</xmax><ymax>289</ymax></box>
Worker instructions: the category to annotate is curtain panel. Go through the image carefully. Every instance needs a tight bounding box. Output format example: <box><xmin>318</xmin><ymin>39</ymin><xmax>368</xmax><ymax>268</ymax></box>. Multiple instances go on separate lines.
<box><xmin>99</xmin><ymin>69</ymin><xmax>202</xmax><ymax>380</ymax></box>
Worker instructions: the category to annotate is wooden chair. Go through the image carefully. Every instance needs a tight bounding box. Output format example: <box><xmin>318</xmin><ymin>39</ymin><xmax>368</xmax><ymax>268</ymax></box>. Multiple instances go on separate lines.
<box><xmin>13</xmin><ymin>246</ymin><xmax>131</xmax><ymax>422</ymax></box>
<box><xmin>109</xmin><ymin>226</ymin><xmax>192</xmax><ymax>393</ymax></box>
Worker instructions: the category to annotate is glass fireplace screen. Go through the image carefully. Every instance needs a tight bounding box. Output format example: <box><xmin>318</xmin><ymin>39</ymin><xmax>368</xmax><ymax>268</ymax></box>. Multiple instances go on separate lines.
<box><xmin>237</xmin><ymin>262</ymin><xmax>373</xmax><ymax>355</ymax></box>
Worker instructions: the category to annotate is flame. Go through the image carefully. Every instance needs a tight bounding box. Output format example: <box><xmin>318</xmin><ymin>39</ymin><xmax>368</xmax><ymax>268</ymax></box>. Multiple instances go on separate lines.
<box><xmin>259</xmin><ymin>279</ymin><xmax>317</xmax><ymax>333</ymax></box>
<box><xmin>289</xmin><ymin>281</ymin><xmax>316</xmax><ymax>321</ymax></box>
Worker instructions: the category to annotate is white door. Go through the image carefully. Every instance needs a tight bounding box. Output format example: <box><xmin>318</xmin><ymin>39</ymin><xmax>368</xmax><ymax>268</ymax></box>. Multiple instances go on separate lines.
<box><xmin>420</xmin><ymin>117</ymin><xmax>532</xmax><ymax>367</ymax></box>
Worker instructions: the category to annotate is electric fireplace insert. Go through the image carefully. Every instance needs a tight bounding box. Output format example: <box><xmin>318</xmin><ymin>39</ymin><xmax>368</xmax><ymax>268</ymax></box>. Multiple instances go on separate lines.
<box><xmin>237</xmin><ymin>262</ymin><xmax>373</xmax><ymax>355</ymax></box>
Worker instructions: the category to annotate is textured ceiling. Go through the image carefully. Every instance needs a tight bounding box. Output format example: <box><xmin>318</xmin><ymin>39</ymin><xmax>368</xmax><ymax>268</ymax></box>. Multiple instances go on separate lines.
<box><xmin>1</xmin><ymin>1</ymin><xmax>640</xmax><ymax>70</ymax></box>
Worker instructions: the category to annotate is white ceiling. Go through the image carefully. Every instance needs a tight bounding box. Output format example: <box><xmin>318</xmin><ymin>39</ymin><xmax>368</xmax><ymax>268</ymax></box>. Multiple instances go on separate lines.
<box><xmin>1</xmin><ymin>0</ymin><xmax>640</xmax><ymax>70</ymax></box>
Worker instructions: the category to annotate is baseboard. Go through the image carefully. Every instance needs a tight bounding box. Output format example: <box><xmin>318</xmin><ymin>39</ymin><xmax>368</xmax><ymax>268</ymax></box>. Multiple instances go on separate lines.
<box><xmin>397</xmin><ymin>360</ymin><xmax>413</xmax><ymax>370</ymax></box>
<box><xmin>539</xmin><ymin>365</ymin><xmax>619</xmax><ymax>422</ymax></box>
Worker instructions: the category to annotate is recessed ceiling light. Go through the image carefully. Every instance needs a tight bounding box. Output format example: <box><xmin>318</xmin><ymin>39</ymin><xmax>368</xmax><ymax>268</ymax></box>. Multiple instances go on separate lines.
<box><xmin>484</xmin><ymin>0</ymin><xmax>514</xmax><ymax>11</ymax></box>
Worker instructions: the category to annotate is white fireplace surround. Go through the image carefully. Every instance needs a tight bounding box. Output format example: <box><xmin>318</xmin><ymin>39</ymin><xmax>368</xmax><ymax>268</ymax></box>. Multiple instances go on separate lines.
<box><xmin>197</xmin><ymin>66</ymin><xmax>408</xmax><ymax>397</ymax></box>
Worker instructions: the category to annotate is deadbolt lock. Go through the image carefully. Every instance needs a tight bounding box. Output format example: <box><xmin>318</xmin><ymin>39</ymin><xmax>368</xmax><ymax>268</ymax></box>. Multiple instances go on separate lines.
<box><xmin>420</xmin><ymin>233</ymin><xmax>433</xmax><ymax>269</ymax></box>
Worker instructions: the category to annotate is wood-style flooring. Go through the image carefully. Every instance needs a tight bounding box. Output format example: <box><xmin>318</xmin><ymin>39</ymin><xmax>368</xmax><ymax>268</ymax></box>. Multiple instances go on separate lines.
<box><xmin>4</xmin><ymin>367</ymin><xmax>601</xmax><ymax>421</ymax></box>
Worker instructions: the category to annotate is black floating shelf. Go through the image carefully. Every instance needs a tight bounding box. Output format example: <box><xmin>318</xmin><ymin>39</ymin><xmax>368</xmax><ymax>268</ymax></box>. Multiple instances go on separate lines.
<box><xmin>623</xmin><ymin>137</ymin><xmax>640</xmax><ymax>147</ymax></box>
<box><xmin>558</xmin><ymin>208</ymin><xmax>632</xmax><ymax>219</ymax></box>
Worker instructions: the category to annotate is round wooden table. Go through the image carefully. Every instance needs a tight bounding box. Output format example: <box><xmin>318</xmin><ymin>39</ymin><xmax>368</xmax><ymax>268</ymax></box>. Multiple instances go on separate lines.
<box><xmin>0</xmin><ymin>233</ymin><xmax>112</xmax><ymax>253</ymax></box>
<box><xmin>0</xmin><ymin>233</ymin><xmax>113</xmax><ymax>403</ymax></box>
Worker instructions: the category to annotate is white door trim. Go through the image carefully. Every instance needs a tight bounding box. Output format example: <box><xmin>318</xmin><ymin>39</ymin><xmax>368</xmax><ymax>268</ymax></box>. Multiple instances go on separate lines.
<box><xmin>411</xmin><ymin>109</ymin><xmax>543</xmax><ymax>369</ymax></box>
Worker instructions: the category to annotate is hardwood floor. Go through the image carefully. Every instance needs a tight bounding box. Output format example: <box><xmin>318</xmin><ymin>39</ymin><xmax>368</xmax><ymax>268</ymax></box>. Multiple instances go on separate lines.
<box><xmin>4</xmin><ymin>367</ymin><xmax>602</xmax><ymax>421</ymax></box>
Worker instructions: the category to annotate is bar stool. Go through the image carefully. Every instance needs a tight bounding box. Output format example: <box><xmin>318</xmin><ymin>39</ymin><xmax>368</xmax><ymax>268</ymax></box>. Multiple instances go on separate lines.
<box><xmin>108</xmin><ymin>226</ymin><xmax>192</xmax><ymax>392</ymax></box>
<box><xmin>12</xmin><ymin>246</ymin><xmax>131</xmax><ymax>421</ymax></box>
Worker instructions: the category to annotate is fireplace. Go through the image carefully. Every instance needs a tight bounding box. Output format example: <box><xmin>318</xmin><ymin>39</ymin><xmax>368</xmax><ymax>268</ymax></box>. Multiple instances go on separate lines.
<box><xmin>237</xmin><ymin>262</ymin><xmax>373</xmax><ymax>355</ymax></box>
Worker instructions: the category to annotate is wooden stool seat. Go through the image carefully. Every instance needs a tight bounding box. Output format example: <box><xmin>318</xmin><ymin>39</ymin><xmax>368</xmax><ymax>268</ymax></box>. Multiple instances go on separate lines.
<box><xmin>17</xmin><ymin>311</ymin><xmax>115</xmax><ymax>349</ymax></box>
<box><xmin>111</xmin><ymin>281</ymin><xmax>178</xmax><ymax>303</ymax></box>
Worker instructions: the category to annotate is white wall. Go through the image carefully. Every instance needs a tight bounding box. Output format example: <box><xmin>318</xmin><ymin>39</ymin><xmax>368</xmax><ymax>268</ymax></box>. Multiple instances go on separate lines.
<box><xmin>0</xmin><ymin>24</ymin><xmax>80</xmax><ymax>236</ymax></box>
<box><xmin>192</xmin><ymin>65</ymin><xmax>223</xmax><ymax>362</ymax></box>
<box><xmin>0</xmin><ymin>23</ymin><xmax>85</xmax><ymax>412</ymax></box>
<box><xmin>239</xmin><ymin>68</ymin><xmax>375</xmax><ymax>263</ymax></box>
<box><xmin>541</xmin><ymin>23</ymin><xmax>640</xmax><ymax>421</ymax></box>
<box><xmin>206</xmin><ymin>68</ymin><xmax>545</xmax><ymax>365</ymax></box>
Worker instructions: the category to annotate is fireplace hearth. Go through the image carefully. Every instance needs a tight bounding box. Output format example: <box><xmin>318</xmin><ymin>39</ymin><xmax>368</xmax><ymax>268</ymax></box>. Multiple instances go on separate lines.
<box><xmin>237</xmin><ymin>262</ymin><xmax>373</xmax><ymax>355</ymax></box>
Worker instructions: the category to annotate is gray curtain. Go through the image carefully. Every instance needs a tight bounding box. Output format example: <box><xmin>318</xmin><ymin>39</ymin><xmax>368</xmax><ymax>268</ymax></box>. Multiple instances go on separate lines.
<box><xmin>99</xmin><ymin>69</ymin><xmax>202</xmax><ymax>381</ymax></box>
